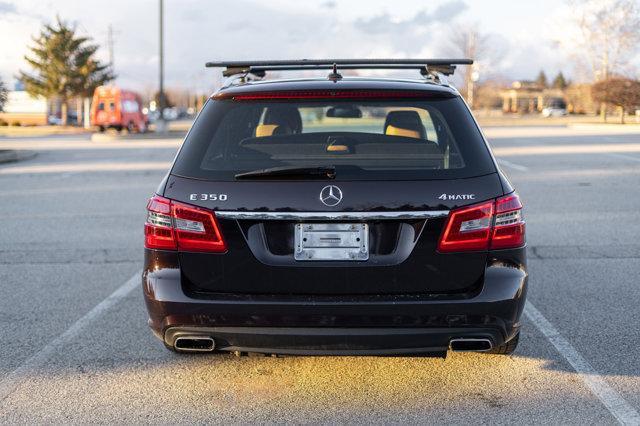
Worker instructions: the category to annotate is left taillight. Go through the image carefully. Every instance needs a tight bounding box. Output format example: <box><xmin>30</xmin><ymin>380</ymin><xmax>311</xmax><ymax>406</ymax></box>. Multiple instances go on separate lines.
<box><xmin>491</xmin><ymin>193</ymin><xmax>525</xmax><ymax>250</ymax></box>
<box><xmin>144</xmin><ymin>195</ymin><xmax>227</xmax><ymax>253</ymax></box>
<box><xmin>438</xmin><ymin>193</ymin><xmax>525</xmax><ymax>253</ymax></box>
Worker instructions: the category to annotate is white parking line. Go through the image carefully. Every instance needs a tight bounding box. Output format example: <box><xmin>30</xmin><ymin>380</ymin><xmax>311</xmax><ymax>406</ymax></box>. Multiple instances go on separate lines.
<box><xmin>0</xmin><ymin>139</ymin><xmax>181</xmax><ymax>151</ymax></box>
<box><xmin>0</xmin><ymin>161</ymin><xmax>171</xmax><ymax>175</ymax></box>
<box><xmin>606</xmin><ymin>153</ymin><xmax>640</xmax><ymax>163</ymax></box>
<box><xmin>0</xmin><ymin>271</ymin><xmax>141</xmax><ymax>403</ymax></box>
<box><xmin>525</xmin><ymin>302</ymin><xmax>640</xmax><ymax>425</ymax></box>
<box><xmin>497</xmin><ymin>159</ymin><xmax>529</xmax><ymax>172</ymax></box>
<box><xmin>493</xmin><ymin>143</ymin><xmax>640</xmax><ymax>157</ymax></box>
<box><xmin>0</xmin><ymin>183</ymin><xmax>155</xmax><ymax>197</ymax></box>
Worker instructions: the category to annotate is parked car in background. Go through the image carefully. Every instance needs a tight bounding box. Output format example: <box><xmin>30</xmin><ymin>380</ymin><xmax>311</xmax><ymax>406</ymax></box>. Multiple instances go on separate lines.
<box><xmin>542</xmin><ymin>98</ymin><xmax>568</xmax><ymax>117</ymax></box>
<box><xmin>90</xmin><ymin>86</ymin><xmax>148</xmax><ymax>132</ymax></box>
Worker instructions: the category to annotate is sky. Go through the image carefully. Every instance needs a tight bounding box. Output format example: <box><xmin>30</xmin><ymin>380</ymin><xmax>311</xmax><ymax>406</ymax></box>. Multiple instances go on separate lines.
<box><xmin>0</xmin><ymin>0</ymin><xmax>617</xmax><ymax>93</ymax></box>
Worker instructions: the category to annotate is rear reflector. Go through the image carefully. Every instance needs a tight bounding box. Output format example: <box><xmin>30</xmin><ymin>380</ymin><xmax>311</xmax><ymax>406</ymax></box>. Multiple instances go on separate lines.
<box><xmin>216</xmin><ymin>90</ymin><xmax>449</xmax><ymax>101</ymax></box>
<box><xmin>145</xmin><ymin>195</ymin><xmax>227</xmax><ymax>253</ymax></box>
<box><xmin>438</xmin><ymin>193</ymin><xmax>525</xmax><ymax>253</ymax></box>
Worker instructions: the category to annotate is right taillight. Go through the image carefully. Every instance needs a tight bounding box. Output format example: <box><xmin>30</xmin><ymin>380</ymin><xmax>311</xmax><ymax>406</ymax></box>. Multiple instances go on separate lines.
<box><xmin>172</xmin><ymin>201</ymin><xmax>226</xmax><ymax>252</ymax></box>
<box><xmin>144</xmin><ymin>195</ymin><xmax>227</xmax><ymax>253</ymax></box>
<box><xmin>145</xmin><ymin>195</ymin><xmax>176</xmax><ymax>250</ymax></box>
<box><xmin>438</xmin><ymin>193</ymin><xmax>525</xmax><ymax>253</ymax></box>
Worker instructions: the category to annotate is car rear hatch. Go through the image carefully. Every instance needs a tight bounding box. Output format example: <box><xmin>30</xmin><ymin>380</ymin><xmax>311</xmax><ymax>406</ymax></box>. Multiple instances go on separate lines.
<box><xmin>162</xmin><ymin>174</ymin><xmax>504</xmax><ymax>295</ymax></box>
<box><xmin>158</xmin><ymin>84</ymin><xmax>504</xmax><ymax>296</ymax></box>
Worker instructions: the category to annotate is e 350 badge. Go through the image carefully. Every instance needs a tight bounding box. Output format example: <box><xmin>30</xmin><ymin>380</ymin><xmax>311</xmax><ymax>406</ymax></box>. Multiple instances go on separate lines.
<box><xmin>189</xmin><ymin>193</ymin><xmax>228</xmax><ymax>201</ymax></box>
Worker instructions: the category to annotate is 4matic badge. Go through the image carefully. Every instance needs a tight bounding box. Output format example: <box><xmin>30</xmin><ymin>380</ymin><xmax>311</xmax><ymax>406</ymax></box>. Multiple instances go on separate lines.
<box><xmin>438</xmin><ymin>193</ymin><xmax>476</xmax><ymax>201</ymax></box>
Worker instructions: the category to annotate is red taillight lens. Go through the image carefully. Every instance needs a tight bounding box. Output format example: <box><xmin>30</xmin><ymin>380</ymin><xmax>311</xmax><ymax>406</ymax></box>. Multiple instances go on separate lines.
<box><xmin>144</xmin><ymin>195</ymin><xmax>227</xmax><ymax>253</ymax></box>
<box><xmin>172</xmin><ymin>202</ymin><xmax>226</xmax><ymax>252</ymax></box>
<box><xmin>145</xmin><ymin>195</ymin><xmax>176</xmax><ymax>250</ymax></box>
<box><xmin>438</xmin><ymin>201</ymin><xmax>494</xmax><ymax>253</ymax></box>
<box><xmin>491</xmin><ymin>194</ymin><xmax>525</xmax><ymax>250</ymax></box>
<box><xmin>438</xmin><ymin>193</ymin><xmax>525</xmax><ymax>253</ymax></box>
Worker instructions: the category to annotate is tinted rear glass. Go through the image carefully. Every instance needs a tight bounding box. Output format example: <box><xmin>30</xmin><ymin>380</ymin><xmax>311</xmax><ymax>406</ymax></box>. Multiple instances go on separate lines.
<box><xmin>171</xmin><ymin>95</ymin><xmax>495</xmax><ymax>181</ymax></box>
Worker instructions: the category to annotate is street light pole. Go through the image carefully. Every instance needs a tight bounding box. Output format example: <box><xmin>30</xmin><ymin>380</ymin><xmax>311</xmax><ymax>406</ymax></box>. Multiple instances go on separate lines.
<box><xmin>157</xmin><ymin>0</ymin><xmax>167</xmax><ymax>133</ymax></box>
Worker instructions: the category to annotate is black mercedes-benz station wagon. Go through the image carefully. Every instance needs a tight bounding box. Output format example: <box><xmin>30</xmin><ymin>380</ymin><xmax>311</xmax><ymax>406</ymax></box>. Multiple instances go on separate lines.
<box><xmin>143</xmin><ymin>59</ymin><xmax>527</xmax><ymax>357</ymax></box>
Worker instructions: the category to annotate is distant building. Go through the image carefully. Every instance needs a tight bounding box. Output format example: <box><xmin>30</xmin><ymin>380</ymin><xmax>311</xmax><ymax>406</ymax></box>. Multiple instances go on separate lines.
<box><xmin>500</xmin><ymin>81</ymin><xmax>565</xmax><ymax>113</ymax></box>
<box><xmin>0</xmin><ymin>90</ymin><xmax>48</xmax><ymax>125</ymax></box>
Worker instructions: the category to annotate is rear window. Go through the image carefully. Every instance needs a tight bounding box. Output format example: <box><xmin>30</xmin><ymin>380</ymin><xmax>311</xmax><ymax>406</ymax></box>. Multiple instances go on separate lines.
<box><xmin>172</xmin><ymin>94</ymin><xmax>496</xmax><ymax>181</ymax></box>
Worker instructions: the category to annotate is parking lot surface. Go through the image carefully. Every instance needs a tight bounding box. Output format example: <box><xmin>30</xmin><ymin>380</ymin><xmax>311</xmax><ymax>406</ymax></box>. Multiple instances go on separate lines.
<box><xmin>0</xmin><ymin>126</ymin><xmax>639</xmax><ymax>424</ymax></box>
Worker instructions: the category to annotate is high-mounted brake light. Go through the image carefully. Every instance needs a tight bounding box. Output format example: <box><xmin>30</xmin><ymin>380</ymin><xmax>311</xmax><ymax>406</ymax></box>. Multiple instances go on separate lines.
<box><xmin>144</xmin><ymin>195</ymin><xmax>227</xmax><ymax>253</ymax></box>
<box><xmin>216</xmin><ymin>90</ymin><xmax>448</xmax><ymax>101</ymax></box>
<box><xmin>438</xmin><ymin>193</ymin><xmax>525</xmax><ymax>253</ymax></box>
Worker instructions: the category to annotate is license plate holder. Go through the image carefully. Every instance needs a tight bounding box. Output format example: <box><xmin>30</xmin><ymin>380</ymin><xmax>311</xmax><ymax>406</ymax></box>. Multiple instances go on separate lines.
<box><xmin>294</xmin><ymin>223</ymin><xmax>369</xmax><ymax>261</ymax></box>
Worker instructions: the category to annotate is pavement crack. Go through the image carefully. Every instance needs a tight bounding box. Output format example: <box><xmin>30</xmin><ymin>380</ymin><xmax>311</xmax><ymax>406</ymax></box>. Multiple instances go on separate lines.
<box><xmin>528</xmin><ymin>244</ymin><xmax>640</xmax><ymax>260</ymax></box>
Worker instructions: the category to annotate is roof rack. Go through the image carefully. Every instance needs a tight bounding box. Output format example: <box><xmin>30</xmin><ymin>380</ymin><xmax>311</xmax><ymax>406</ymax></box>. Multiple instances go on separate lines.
<box><xmin>205</xmin><ymin>59</ymin><xmax>473</xmax><ymax>84</ymax></box>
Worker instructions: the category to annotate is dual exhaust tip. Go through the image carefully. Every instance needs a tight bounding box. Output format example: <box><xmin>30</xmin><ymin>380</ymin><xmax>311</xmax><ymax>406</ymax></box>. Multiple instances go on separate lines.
<box><xmin>449</xmin><ymin>338</ymin><xmax>493</xmax><ymax>352</ymax></box>
<box><xmin>173</xmin><ymin>335</ymin><xmax>493</xmax><ymax>353</ymax></box>
<box><xmin>174</xmin><ymin>336</ymin><xmax>215</xmax><ymax>352</ymax></box>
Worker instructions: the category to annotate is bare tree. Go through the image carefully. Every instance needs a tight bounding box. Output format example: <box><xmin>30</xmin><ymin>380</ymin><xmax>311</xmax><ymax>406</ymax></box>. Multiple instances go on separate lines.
<box><xmin>570</xmin><ymin>0</ymin><xmax>640</xmax><ymax>80</ymax></box>
<box><xmin>566</xmin><ymin>0</ymin><xmax>640</xmax><ymax>120</ymax></box>
<box><xmin>592</xmin><ymin>77</ymin><xmax>640</xmax><ymax>123</ymax></box>
<box><xmin>0</xmin><ymin>78</ymin><xmax>7</xmax><ymax>112</ymax></box>
<box><xmin>448</xmin><ymin>25</ymin><xmax>497</xmax><ymax>109</ymax></box>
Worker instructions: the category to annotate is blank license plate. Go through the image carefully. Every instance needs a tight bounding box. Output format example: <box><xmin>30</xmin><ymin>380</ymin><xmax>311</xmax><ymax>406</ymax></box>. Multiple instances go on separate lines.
<box><xmin>294</xmin><ymin>223</ymin><xmax>369</xmax><ymax>261</ymax></box>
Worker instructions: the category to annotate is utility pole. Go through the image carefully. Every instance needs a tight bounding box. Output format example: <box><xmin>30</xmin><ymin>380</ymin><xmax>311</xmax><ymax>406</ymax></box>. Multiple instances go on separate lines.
<box><xmin>465</xmin><ymin>31</ymin><xmax>476</xmax><ymax>109</ymax></box>
<box><xmin>157</xmin><ymin>0</ymin><xmax>167</xmax><ymax>133</ymax></box>
<box><xmin>107</xmin><ymin>24</ymin><xmax>115</xmax><ymax>68</ymax></box>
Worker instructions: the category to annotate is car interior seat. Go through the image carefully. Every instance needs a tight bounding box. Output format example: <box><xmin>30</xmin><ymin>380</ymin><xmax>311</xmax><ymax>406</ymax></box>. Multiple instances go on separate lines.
<box><xmin>383</xmin><ymin>110</ymin><xmax>427</xmax><ymax>139</ymax></box>
<box><xmin>255</xmin><ymin>106</ymin><xmax>303</xmax><ymax>137</ymax></box>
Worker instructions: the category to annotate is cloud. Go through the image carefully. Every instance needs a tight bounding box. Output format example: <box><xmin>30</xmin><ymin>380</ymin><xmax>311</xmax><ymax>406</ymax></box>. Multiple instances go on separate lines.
<box><xmin>355</xmin><ymin>0</ymin><xmax>467</xmax><ymax>34</ymax></box>
<box><xmin>0</xmin><ymin>1</ymin><xmax>16</xmax><ymax>14</ymax></box>
<box><xmin>350</xmin><ymin>1</ymin><xmax>468</xmax><ymax>57</ymax></box>
<box><xmin>320</xmin><ymin>0</ymin><xmax>336</xmax><ymax>9</ymax></box>
<box><xmin>0</xmin><ymin>0</ymin><xmax>586</xmax><ymax>92</ymax></box>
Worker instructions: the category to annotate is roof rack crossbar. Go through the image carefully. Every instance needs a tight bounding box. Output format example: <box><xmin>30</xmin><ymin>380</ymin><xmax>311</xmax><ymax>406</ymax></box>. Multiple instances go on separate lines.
<box><xmin>206</xmin><ymin>59</ymin><xmax>473</xmax><ymax>79</ymax></box>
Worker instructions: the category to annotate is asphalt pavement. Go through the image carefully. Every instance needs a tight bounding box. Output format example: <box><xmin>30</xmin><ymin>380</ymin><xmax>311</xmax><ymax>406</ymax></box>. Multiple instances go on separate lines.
<box><xmin>0</xmin><ymin>126</ymin><xmax>639</xmax><ymax>424</ymax></box>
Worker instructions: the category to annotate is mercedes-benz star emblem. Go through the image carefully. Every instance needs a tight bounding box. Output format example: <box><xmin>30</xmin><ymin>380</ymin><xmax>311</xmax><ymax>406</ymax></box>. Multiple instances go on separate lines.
<box><xmin>319</xmin><ymin>185</ymin><xmax>343</xmax><ymax>207</ymax></box>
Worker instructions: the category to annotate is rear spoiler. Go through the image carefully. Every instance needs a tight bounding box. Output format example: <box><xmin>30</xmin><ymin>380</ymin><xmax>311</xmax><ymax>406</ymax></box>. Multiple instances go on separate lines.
<box><xmin>205</xmin><ymin>59</ymin><xmax>473</xmax><ymax>82</ymax></box>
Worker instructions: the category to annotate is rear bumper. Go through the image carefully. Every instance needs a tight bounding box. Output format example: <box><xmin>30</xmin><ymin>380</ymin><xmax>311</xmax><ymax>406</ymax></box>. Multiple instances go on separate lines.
<box><xmin>143</xmin><ymin>249</ymin><xmax>527</xmax><ymax>355</ymax></box>
<box><xmin>165</xmin><ymin>326</ymin><xmax>504</xmax><ymax>356</ymax></box>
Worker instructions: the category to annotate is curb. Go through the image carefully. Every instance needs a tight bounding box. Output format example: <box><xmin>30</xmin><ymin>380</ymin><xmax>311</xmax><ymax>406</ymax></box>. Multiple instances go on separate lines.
<box><xmin>567</xmin><ymin>123</ymin><xmax>640</xmax><ymax>132</ymax></box>
<box><xmin>0</xmin><ymin>150</ymin><xmax>38</xmax><ymax>164</ymax></box>
<box><xmin>91</xmin><ymin>131</ymin><xmax>186</xmax><ymax>142</ymax></box>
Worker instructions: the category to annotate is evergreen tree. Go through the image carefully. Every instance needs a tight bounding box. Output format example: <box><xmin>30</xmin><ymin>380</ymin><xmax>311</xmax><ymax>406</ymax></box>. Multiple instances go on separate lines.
<box><xmin>18</xmin><ymin>17</ymin><xmax>114</xmax><ymax>125</ymax></box>
<box><xmin>552</xmin><ymin>72</ymin><xmax>568</xmax><ymax>89</ymax></box>
<box><xmin>535</xmin><ymin>70</ymin><xmax>548</xmax><ymax>88</ymax></box>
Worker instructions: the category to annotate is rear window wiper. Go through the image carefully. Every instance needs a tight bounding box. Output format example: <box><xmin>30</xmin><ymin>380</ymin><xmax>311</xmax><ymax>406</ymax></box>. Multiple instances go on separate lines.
<box><xmin>234</xmin><ymin>165</ymin><xmax>336</xmax><ymax>180</ymax></box>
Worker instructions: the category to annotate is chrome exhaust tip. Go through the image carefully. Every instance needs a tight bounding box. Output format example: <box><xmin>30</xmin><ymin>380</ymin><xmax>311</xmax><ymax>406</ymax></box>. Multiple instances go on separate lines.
<box><xmin>174</xmin><ymin>336</ymin><xmax>215</xmax><ymax>352</ymax></box>
<box><xmin>449</xmin><ymin>338</ymin><xmax>493</xmax><ymax>352</ymax></box>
